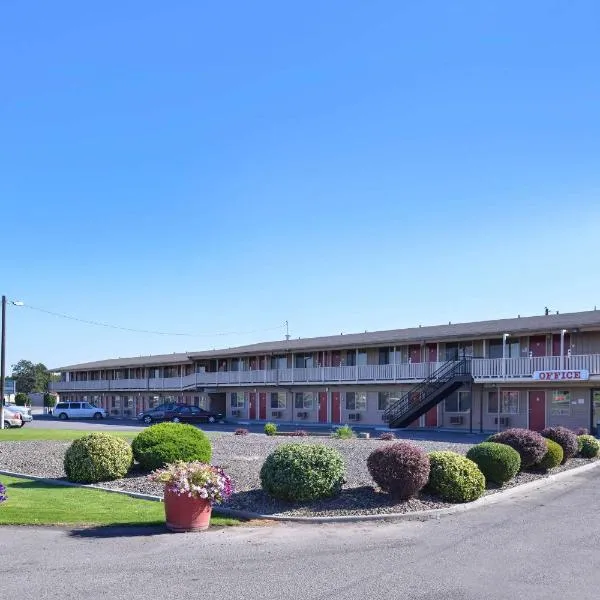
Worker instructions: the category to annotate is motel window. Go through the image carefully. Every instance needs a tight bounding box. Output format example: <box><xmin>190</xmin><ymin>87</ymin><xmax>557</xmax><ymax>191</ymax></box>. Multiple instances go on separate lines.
<box><xmin>346</xmin><ymin>391</ymin><xmax>367</xmax><ymax>411</ymax></box>
<box><xmin>550</xmin><ymin>390</ymin><xmax>571</xmax><ymax>416</ymax></box>
<box><xmin>230</xmin><ymin>392</ymin><xmax>245</xmax><ymax>409</ymax></box>
<box><xmin>488</xmin><ymin>391</ymin><xmax>519</xmax><ymax>414</ymax></box>
<box><xmin>294</xmin><ymin>392</ymin><xmax>314</xmax><ymax>410</ymax></box>
<box><xmin>149</xmin><ymin>396</ymin><xmax>160</xmax><ymax>408</ymax></box>
<box><xmin>294</xmin><ymin>354</ymin><xmax>314</xmax><ymax>369</ymax></box>
<box><xmin>357</xmin><ymin>350</ymin><xmax>368</xmax><ymax>366</ymax></box>
<box><xmin>445</xmin><ymin>343</ymin><xmax>473</xmax><ymax>361</ymax></box>
<box><xmin>270</xmin><ymin>355</ymin><xmax>287</xmax><ymax>369</ymax></box>
<box><xmin>270</xmin><ymin>392</ymin><xmax>286</xmax><ymax>409</ymax></box>
<box><xmin>379</xmin><ymin>348</ymin><xmax>391</xmax><ymax>365</ymax></box>
<box><xmin>378</xmin><ymin>391</ymin><xmax>401</xmax><ymax>411</ymax></box>
<box><xmin>488</xmin><ymin>339</ymin><xmax>521</xmax><ymax>359</ymax></box>
<box><xmin>445</xmin><ymin>391</ymin><xmax>472</xmax><ymax>413</ymax></box>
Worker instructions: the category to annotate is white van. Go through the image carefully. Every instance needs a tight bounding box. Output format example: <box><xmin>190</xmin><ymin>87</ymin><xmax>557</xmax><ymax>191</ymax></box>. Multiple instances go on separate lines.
<box><xmin>54</xmin><ymin>402</ymin><xmax>108</xmax><ymax>420</ymax></box>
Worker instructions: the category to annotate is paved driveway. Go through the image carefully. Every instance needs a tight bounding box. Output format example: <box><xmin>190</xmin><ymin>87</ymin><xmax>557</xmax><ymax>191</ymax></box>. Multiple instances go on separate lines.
<box><xmin>1</xmin><ymin>468</ymin><xmax>598</xmax><ymax>599</ymax></box>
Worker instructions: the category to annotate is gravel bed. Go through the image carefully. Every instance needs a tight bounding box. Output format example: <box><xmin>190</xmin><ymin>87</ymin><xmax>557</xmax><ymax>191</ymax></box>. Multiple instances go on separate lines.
<box><xmin>0</xmin><ymin>435</ymin><xmax>597</xmax><ymax>518</ymax></box>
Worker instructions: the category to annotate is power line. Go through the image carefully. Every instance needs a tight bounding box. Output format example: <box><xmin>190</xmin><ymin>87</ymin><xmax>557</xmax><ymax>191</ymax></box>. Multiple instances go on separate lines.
<box><xmin>13</xmin><ymin>301</ymin><xmax>286</xmax><ymax>338</ymax></box>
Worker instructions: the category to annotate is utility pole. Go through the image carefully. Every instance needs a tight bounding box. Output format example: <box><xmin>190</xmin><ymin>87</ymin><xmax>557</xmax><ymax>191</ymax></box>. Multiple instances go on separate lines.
<box><xmin>285</xmin><ymin>320</ymin><xmax>290</xmax><ymax>341</ymax></box>
<box><xmin>1</xmin><ymin>295</ymin><xmax>6</xmax><ymax>430</ymax></box>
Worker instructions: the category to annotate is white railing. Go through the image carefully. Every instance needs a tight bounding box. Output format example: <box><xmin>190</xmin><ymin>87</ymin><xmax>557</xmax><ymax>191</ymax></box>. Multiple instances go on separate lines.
<box><xmin>49</xmin><ymin>354</ymin><xmax>600</xmax><ymax>392</ymax></box>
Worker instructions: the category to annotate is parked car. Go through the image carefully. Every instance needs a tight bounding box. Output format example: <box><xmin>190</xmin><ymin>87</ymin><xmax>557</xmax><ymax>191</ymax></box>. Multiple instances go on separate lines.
<box><xmin>138</xmin><ymin>403</ymin><xmax>224</xmax><ymax>425</ymax></box>
<box><xmin>3</xmin><ymin>403</ymin><xmax>33</xmax><ymax>423</ymax></box>
<box><xmin>2</xmin><ymin>407</ymin><xmax>24</xmax><ymax>428</ymax></box>
<box><xmin>53</xmin><ymin>402</ymin><xmax>108</xmax><ymax>420</ymax></box>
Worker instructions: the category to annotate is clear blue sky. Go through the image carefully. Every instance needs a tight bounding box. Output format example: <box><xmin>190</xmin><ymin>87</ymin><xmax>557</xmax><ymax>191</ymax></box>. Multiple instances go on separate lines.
<box><xmin>1</xmin><ymin>1</ymin><xmax>599</xmax><ymax>370</ymax></box>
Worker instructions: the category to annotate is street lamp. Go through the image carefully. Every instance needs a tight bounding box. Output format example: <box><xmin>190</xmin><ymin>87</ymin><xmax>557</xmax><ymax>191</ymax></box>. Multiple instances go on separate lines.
<box><xmin>1</xmin><ymin>297</ymin><xmax>24</xmax><ymax>430</ymax></box>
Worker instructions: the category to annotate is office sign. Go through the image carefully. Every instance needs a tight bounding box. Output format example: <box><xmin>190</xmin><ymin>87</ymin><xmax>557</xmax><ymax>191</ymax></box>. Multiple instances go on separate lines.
<box><xmin>3</xmin><ymin>379</ymin><xmax>16</xmax><ymax>394</ymax></box>
<box><xmin>533</xmin><ymin>370</ymin><xmax>589</xmax><ymax>381</ymax></box>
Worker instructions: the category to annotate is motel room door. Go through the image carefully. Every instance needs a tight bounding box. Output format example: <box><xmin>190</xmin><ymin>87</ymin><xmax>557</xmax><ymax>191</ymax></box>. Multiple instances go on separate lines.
<box><xmin>249</xmin><ymin>393</ymin><xmax>257</xmax><ymax>420</ymax></box>
<box><xmin>528</xmin><ymin>390</ymin><xmax>546</xmax><ymax>431</ymax></box>
<box><xmin>331</xmin><ymin>392</ymin><xmax>341</xmax><ymax>424</ymax></box>
<box><xmin>259</xmin><ymin>393</ymin><xmax>267</xmax><ymax>420</ymax></box>
<box><xmin>318</xmin><ymin>392</ymin><xmax>328</xmax><ymax>423</ymax></box>
<box><xmin>593</xmin><ymin>390</ymin><xmax>600</xmax><ymax>435</ymax></box>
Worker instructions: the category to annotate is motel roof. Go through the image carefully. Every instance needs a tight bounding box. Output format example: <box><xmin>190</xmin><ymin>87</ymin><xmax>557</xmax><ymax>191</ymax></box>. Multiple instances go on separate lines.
<box><xmin>55</xmin><ymin>310</ymin><xmax>600</xmax><ymax>371</ymax></box>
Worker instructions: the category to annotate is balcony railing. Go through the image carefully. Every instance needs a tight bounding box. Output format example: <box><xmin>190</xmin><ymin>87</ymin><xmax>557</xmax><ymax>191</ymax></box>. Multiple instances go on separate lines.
<box><xmin>49</xmin><ymin>354</ymin><xmax>600</xmax><ymax>392</ymax></box>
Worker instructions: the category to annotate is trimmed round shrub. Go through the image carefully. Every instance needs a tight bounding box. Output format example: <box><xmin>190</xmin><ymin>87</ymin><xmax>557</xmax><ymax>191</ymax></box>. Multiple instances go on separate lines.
<box><xmin>466</xmin><ymin>442</ymin><xmax>521</xmax><ymax>485</ymax></box>
<box><xmin>541</xmin><ymin>426</ymin><xmax>578</xmax><ymax>463</ymax></box>
<box><xmin>536</xmin><ymin>438</ymin><xmax>563</xmax><ymax>471</ymax></box>
<box><xmin>64</xmin><ymin>433</ymin><xmax>133</xmax><ymax>483</ymax></box>
<box><xmin>132</xmin><ymin>423</ymin><xmax>212</xmax><ymax>471</ymax></box>
<box><xmin>264</xmin><ymin>422</ymin><xmax>277</xmax><ymax>436</ymax></box>
<box><xmin>260</xmin><ymin>443</ymin><xmax>345</xmax><ymax>502</ymax></box>
<box><xmin>428</xmin><ymin>451</ymin><xmax>485</xmax><ymax>503</ymax></box>
<box><xmin>367</xmin><ymin>442</ymin><xmax>430</xmax><ymax>500</ymax></box>
<box><xmin>487</xmin><ymin>428</ymin><xmax>547</xmax><ymax>468</ymax></box>
<box><xmin>578</xmin><ymin>435</ymin><xmax>600</xmax><ymax>458</ymax></box>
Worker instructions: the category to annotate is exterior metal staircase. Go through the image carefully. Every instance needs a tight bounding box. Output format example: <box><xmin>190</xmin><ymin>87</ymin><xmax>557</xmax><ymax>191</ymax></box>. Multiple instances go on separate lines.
<box><xmin>383</xmin><ymin>358</ymin><xmax>473</xmax><ymax>428</ymax></box>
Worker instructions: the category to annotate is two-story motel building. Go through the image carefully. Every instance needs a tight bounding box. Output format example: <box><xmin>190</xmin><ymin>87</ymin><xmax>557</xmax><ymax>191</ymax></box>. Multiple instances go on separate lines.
<box><xmin>50</xmin><ymin>310</ymin><xmax>600</xmax><ymax>433</ymax></box>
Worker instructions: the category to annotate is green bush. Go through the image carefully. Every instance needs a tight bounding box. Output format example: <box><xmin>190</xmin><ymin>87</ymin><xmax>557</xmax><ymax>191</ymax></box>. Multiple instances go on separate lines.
<box><xmin>260</xmin><ymin>443</ymin><xmax>345</xmax><ymax>502</ymax></box>
<box><xmin>428</xmin><ymin>451</ymin><xmax>485</xmax><ymax>503</ymax></box>
<box><xmin>578</xmin><ymin>435</ymin><xmax>600</xmax><ymax>458</ymax></box>
<box><xmin>43</xmin><ymin>393</ymin><xmax>57</xmax><ymax>408</ymax></box>
<box><xmin>14</xmin><ymin>393</ymin><xmax>29</xmax><ymax>406</ymax></box>
<box><xmin>264</xmin><ymin>422</ymin><xmax>278</xmax><ymax>436</ymax></box>
<box><xmin>536</xmin><ymin>438</ymin><xmax>563</xmax><ymax>471</ymax></box>
<box><xmin>132</xmin><ymin>423</ymin><xmax>212</xmax><ymax>471</ymax></box>
<box><xmin>333</xmin><ymin>425</ymin><xmax>354</xmax><ymax>439</ymax></box>
<box><xmin>466</xmin><ymin>442</ymin><xmax>521</xmax><ymax>485</ymax></box>
<box><xmin>64</xmin><ymin>433</ymin><xmax>133</xmax><ymax>483</ymax></box>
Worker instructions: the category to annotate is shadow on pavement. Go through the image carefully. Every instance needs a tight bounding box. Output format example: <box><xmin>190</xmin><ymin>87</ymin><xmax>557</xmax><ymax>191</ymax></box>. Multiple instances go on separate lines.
<box><xmin>68</xmin><ymin>525</ymin><xmax>170</xmax><ymax>538</ymax></box>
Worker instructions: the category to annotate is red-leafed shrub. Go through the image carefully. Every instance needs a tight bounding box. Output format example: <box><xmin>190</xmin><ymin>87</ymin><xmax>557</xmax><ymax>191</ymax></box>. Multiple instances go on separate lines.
<box><xmin>575</xmin><ymin>427</ymin><xmax>589</xmax><ymax>436</ymax></box>
<box><xmin>541</xmin><ymin>426</ymin><xmax>579</xmax><ymax>463</ymax></box>
<box><xmin>487</xmin><ymin>428</ymin><xmax>546</xmax><ymax>469</ymax></box>
<box><xmin>378</xmin><ymin>432</ymin><xmax>396</xmax><ymax>441</ymax></box>
<box><xmin>287</xmin><ymin>430</ymin><xmax>308</xmax><ymax>437</ymax></box>
<box><xmin>367</xmin><ymin>442</ymin><xmax>430</xmax><ymax>500</ymax></box>
<box><xmin>234</xmin><ymin>428</ymin><xmax>249</xmax><ymax>436</ymax></box>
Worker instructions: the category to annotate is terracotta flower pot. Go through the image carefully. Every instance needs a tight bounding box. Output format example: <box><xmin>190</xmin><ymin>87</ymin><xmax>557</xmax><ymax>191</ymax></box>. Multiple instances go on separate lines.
<box><xmin>163</xmin><ymin>487</ymin><xmax>212</xmax><ymax>532</ymax></box>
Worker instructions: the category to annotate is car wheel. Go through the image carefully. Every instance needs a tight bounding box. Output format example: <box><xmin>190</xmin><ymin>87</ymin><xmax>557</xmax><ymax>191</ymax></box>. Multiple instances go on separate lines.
<box><xmin>19</xmin><ymin>422</ymin><xmax>25</xmax><ymax>428</ymax></box>
<box><xmin>3</xmin><ymin>421</ymin><xmax>11</xmax><ymax>429</ymax></box>
<box><xmin>58</xmin><ymin>413</ymin><xmax>68</xmax><ymax>420</ymax></box>
<box><xmin>143</xmin><ymin>416</ymin><xmax>153</xmax><ymax>424</ymax></box>
<box><xmin>172</xmin><ymin>417</ymin><xmax>181</xmax><ymax>423</ymax></box>
<box><xmin>208</xmin><ymin>416</ymin><xmax>216</xmax><ymax>423</ymax></box>
<box><xmin>93</xmin><ymin>412</ymin><xmax>102</xmax><ymax>420</ymax></box>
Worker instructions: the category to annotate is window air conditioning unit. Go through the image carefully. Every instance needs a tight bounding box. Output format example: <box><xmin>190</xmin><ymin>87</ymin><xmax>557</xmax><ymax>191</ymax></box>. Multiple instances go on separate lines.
<box><xmin>272</xmin><ymin>411</ymin><xmax>283</xmax><ymax>419</ymax></box>
<box><xmin>494</xmin><ymin>417</ymin><xmax>510</xmax><ymax>426</ymax></box>
<box><xmin>231</xmin><ymin>410</ymin><xmax>241</xmax><ymax>418</ymax></box>
<box><xmin>449</xmin><ymin>416</ymin><xmax>464</xmax><ymax>425</ymax></box>
<box><xmin>297</xmin><ymin>411</ymin><xmax>308</xmax><ymax>419</ymax></box>
<box><xmin>348</xmin><ymin>413</ymin><xmax>361</xmax><ymax>422</ymax></box>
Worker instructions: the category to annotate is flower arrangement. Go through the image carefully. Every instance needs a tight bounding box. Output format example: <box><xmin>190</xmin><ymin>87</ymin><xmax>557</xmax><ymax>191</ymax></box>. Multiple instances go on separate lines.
<box><xmin>150</xmin><ymin>461</ymin><xmax>233</xmax><ymax>505</ymax></box>
<box><xmin>0</xmin><ymin>481</ymin><xmax>6</xmax><ymax>504</ymax></box>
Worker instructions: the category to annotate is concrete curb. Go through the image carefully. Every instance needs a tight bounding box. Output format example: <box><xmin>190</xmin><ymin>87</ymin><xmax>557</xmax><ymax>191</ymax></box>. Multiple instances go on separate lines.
<box><xmin>2</xmin><ymin>459</ymin><xmax>599</xmax><ymax>524</ymax></box>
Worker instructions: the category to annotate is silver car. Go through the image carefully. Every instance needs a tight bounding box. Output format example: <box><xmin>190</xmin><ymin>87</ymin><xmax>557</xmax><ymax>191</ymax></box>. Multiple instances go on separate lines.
<box><xmin>4</xmin><ymin>404</ymin><xmax>33</xmax><ymax>423</ymax></box>
<box><xmin>2</xmin><ymin>407</ymin><xmax>24</xmax><ymax>428</ymax></box>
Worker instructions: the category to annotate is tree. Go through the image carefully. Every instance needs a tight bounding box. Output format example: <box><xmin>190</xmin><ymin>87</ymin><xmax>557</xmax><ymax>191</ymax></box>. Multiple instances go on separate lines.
<box><xmin>14</xmin><ymin>392</ymin><xmax>30</xmax><ymax>406</ymax></box>
<box><xmin>10</xmin><ymin>360</ymin><xmax>53</xmax><ymax>394</ymax></box>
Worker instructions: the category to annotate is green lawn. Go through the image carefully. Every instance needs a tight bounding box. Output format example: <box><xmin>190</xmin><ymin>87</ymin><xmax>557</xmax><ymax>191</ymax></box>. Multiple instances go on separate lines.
<box><xmin>0</xmin><ymin>475</ymin><xmax>240</xmax><ymax>527</ymax></box>
<box><xmin>0</xmin><ymin>427</ymin><xmax>136</xmax><ymax>442</ymax></box>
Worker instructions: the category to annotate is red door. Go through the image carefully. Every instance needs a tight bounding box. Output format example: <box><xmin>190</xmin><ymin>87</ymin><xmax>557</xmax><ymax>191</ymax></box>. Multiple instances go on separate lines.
<box><xmin>529</xmin><ymin>336</ymin><xmax>547</xmax><ymax>357</ymax></box>
<box><xmin>409</xmin><ymin>345</ymin><xmax>422</xmax><ymax>363</ymax></box>
<box><xmin>318</xmin><ymin>392</ymin><xmax>328</xmax><ymax>423</ymax></box>
<box><xmin>249</xmin><ymin>393</ymin><xmax>257</xmax><ymax>420</ymax></box>
<box><xmin>428</xmin><ymin>345</ymin><xmax>438</xmax><ymax>363</ymax></box>
<box><xmin>331</xmin><ymin>351</ymin><xmax>341</xmax><ymax>367</ymax></box>
<box><xmin>425</xmin><ymin>406</ymin><xmax>437</xmax><ymax>427</ymax></box>
<box><xmin>331</xmin><ymin>392</ymin><xmax>341</xmax><ymax>423</ymax></box>
<box><xmin>528</xmin><ymin>390</ymin><xmax>546</xmax><ymax>431</ymax></box>
<box><xmin>259</xmin><ymin>392</ymin><xmax>267</xmax><ymax>420</ymax></box>
<box><xmin>552</xmin><ymin>334</ymin><xmax>570</xmax><ymax>356</ymax></box>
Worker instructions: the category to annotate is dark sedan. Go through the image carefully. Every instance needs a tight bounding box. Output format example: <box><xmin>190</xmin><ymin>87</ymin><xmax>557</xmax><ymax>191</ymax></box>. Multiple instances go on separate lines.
<box><xmin>139</xmin><ymin>404</ymin><xmax>224</xmax><ymax>425</ymax></box>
